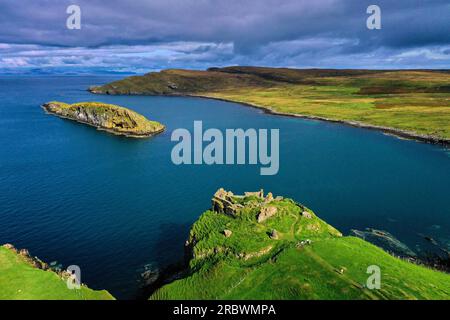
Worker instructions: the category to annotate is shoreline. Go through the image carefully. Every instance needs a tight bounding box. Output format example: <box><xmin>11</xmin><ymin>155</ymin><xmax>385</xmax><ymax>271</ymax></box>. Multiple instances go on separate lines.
<box><xmin>187</xmin><ymin>94</ymin><xmax>450</xmax><ymax>147</ymax></box>
<box><xmin>89</xmin><ymin>89</ymin><xmax>449</xmax><ymax>147</ymax></box>
<box><xmin>41</xmin><ymin>105</ymin><xmax>166</xmax><ymax>138</ymax></box>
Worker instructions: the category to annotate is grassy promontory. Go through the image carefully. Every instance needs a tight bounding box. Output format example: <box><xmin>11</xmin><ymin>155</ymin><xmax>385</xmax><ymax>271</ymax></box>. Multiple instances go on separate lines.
<box><xmin>0</xmin><ymin>244</ymin><xmax>114</xmax><ymax>300</ymax></box>
<box><xmin>150</xmin><ymin>189</ymin><xmax>450</xmax><ymax>300</ymax></box>
<box><xmin>42</xmin><ymin>101</ymin><xmax>165</xmax><ymax>138</ymax></box>
<box><xmin>90</xmin><ymin>67</ymin><xmax>450</xmax><ymax>144</ymax></box>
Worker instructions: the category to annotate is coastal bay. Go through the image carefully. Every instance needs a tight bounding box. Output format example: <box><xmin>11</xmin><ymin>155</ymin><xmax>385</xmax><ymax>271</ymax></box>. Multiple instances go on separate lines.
<box><xmin>0</xmin><ymin>75</ymin><xmax>449</xmax><ymax>298</ymax></box>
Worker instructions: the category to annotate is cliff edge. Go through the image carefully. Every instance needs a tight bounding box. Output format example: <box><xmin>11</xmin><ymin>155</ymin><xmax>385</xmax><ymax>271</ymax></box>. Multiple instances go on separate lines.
<box><xmin>150</xmin><ymin>189</ymin><xmax>450</xmax><ymax>300</ymax></box>
<box><xmin>0</xmin><ymin>244</ymin><xmax>114</xmax><ymax>300</ymax></box>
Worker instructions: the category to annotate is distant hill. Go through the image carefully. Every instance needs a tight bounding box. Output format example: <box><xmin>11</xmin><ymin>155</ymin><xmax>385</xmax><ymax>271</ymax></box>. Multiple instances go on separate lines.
<box><xmin>90</xmin><ymin>66</ymin><xmax>450</xmax><ymax>143</ymax></box>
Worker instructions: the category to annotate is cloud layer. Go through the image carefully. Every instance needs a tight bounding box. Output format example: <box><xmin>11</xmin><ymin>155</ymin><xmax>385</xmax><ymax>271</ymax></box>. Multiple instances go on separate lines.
<box><xmin>0</xmin><ymin>0</ymin><xmax>449</xmax><ymax>72</ymax></box>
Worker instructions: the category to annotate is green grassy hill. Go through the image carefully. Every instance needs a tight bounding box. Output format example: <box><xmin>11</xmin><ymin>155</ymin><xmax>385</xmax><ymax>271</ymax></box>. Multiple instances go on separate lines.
<box><xmin>150</xmin><ymin>189</ymin><xmax>450</xmax><ymax>300</ymax></box>
<box><xmin>90</xmin><ymin>67</ymin><xmax>450</xmax><ymax>142</ymax></box>
<box><xmin>0</xmin><ymin>245</ymin><xmax>114</xmax><ymax>300</ymax></box>
<box><xmin>43</xmin><ymin>101</ymin><xmax>165</xmax><ymax>138</ymax></box>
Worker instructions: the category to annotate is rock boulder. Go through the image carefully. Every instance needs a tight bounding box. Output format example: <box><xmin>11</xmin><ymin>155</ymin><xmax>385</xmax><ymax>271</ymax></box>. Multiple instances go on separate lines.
<box><xmin>257</xmin><ymin>206</ymin><xmax>278</xmax><ymax>223</ymax></box>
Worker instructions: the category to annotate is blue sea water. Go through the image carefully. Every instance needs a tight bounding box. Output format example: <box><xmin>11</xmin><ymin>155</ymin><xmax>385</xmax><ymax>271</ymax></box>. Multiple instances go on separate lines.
<box><xmin>0</xmin><ymin>75</ymin><xmax>449</xmax><ymax>299</ymax></box>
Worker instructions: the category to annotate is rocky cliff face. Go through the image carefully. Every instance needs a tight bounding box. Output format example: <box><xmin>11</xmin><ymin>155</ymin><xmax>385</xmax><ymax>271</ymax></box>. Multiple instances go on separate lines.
<box><xmin>42</xmin><ymin>101</ymin><xmax>165</xmax><ymax>138</ymax></box>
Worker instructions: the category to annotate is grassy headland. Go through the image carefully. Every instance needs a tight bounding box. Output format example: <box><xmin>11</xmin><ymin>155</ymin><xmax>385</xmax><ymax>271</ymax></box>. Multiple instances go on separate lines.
<box><xmin>0</xmin><ymin>244</ymin><xmax>114</xmax><ymax>300</ymax></box>
<box><xmin>42</xmin><ymin>101</ymin><xmax>165</xmax><ymax>138</ymax></box>
<box><xmin>2</xmin><ymin>190</ymin><xmax>449</xmax><ymax>300</ymax></box>
<box><xmin>150</xmin><ymin>189</ymin><xmax>450</xmax><ymax>300</ymax></box>
<box><xmin>90</xmin><ymin>67</ymin><xmax>450</xmax><ymax>144</ymax></box>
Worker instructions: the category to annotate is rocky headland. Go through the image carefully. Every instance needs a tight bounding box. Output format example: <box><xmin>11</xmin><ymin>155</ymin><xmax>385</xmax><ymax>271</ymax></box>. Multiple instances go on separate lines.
<box><xmin>149</xmin><ymin>189</ymin><xmax>450</xmax><ymax>300</ymax></box>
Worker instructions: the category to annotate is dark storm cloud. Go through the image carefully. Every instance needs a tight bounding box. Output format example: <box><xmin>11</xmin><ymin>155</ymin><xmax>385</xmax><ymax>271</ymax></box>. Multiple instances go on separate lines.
<box><xmin>0</xmin><ymin>0</ymin><xmax>449</xmax><ymax>70</ymax></box>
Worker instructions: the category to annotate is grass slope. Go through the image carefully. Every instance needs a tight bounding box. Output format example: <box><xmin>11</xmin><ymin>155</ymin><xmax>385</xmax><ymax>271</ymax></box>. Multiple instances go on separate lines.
<box><xmin>91</xmin><ymin>67</ymin><xmax>450</xmax><ymax>141</ymax></box>
<box><xmin>150</xmin><ymin>191</ymin><xmax>450</xmax><ymax>300</ymax></box>
<box><xmin>0</xmin><ymin>246</ymin><xmax>114</xmax><ymax>300</ymax></box>
<box><xmin>43</xmin><ymin>101</ymin><xmax>165</xmax><ymax>137</ymax></box>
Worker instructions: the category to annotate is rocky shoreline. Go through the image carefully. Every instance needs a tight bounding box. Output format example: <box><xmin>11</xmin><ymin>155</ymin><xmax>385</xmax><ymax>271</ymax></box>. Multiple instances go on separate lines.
<box><xmin>188</xmin><ymin>94</ymin><xmax>450</xmax><ymax>147</ymax></box>
<box><xmin>2</xmin><ymin>244</ymin><xmax>71</xmax><ymax>278</ymax></box>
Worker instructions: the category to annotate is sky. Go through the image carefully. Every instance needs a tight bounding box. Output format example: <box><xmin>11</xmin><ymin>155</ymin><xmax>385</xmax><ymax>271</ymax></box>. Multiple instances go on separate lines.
<box><xmin>0</xmin><ymin>0</ymin><xmax>449</xmax><ymax>74</ymax></box>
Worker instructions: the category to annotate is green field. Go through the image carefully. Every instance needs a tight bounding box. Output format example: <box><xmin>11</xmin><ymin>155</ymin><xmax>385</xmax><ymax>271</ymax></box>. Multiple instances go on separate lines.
<box><xmin>0</xmin><ymin>245</ymin><xmax>114</xmax><ymax>300</ymax></box>
<box><xmin>92</xmin><ymin>67</ymin><xmax>450</xmax><ymax>141</ymax></box>
<box><xmin>150</xmin><ymin>190</ymin><xmax>450</xmax><ymax>300</ymax></box>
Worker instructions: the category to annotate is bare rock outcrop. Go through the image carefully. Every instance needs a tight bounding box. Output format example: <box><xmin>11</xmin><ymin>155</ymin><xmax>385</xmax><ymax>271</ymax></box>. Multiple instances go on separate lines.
<box><xmin>3</xmin><ymin>244</ymin><xmax>49</xmax><ymax>271</ymax></box>
<box><xmin>350</xmin><ymin>228</ymin><xmax>417</xmax><ymax>258</ymax></box>
<box><xmin>270</xmin><ymin>229</ymin><xmax>279</xmax><ymax>240</ymax></box>
<box><xmin>302</xmin><ymin>211</ymin><xmax>313</xmax><ymax>219</ymax></box>
<box><xmin>212</xmin><ymin>188</ymin><xmax>282</xmax><ymax>222</ymax></box>
<box><xmin>244</xmin><ymin>189</ymin><xmax>264</xmax><ymax>198</ymax></box>
<box><xmin>211</xmin><ymin>188</ymin><xmax>243</xmax><ymax>216</ymax></box>
<box><xmin>223</xmin><ymin>230</ymin><xmax>233</xmax><ymax>238</ymax></box>
<box><xmin>257</xmin><ymin>206</ymin><xmax>278</xmax><ymax>223</ymax></box>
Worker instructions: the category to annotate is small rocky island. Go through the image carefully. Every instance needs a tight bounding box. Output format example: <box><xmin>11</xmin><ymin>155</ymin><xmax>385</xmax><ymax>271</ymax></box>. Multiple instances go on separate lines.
<box><xmin>42</xmin><ymin>101</ymin><xmax>165</xmax><ymax>138</ymax></box>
